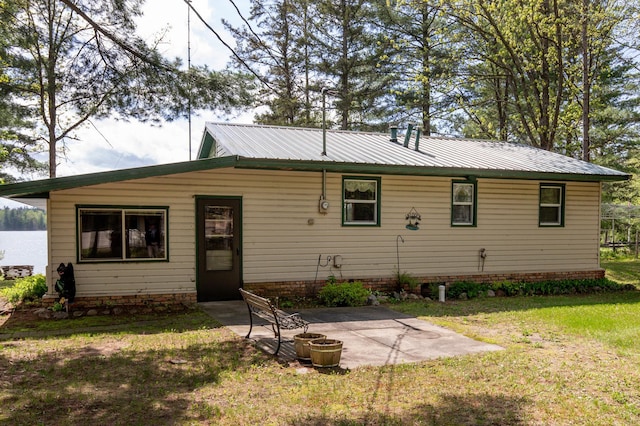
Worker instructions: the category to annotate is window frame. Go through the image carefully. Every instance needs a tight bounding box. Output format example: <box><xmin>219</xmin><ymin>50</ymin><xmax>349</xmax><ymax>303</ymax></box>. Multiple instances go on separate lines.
<box><xmin>342</xmin><ymin>176</ymin><xmax>381</xmax><ymax>227</ymax></box>
<box><xmin>451</xmin><ymin>179</ymin><xmax>477</xmax><ymax>227</ymax></box>
<box><xmin>539</xmin><ymin>183</ymin><xmax>565</xmax><ymax>227</ymax></box>
<box><xmin>76</xmin><ymin>205</ymin><xmax>169</xmax><ymax>263</ymax></box>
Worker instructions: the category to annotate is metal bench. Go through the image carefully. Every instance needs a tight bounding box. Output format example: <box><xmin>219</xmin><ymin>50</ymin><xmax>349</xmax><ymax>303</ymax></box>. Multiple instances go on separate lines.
<box><xmin>239</xmin><ymin>288</ymin><xmax>309</xmax><ymax>355</ymax></box>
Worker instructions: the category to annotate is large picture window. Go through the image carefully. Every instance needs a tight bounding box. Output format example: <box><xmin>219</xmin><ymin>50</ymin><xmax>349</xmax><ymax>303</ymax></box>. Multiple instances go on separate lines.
<box><xmin>539</xmin><ymin>184</ymin><xmax>565</xmax><ymax>226</ymax></box>
<box><xmin>452</xmin><ymin>180</ymin><xmax>477</xmax><ymax>226</ymax></box>
<box><xmin>343</xmin><ymin>177</ymin><xmax>380</xmax><ymax>226</ymax></box>
<box><xmin>78</xmin><ymin>207</ymin><xmax>168</xmax><ymax>261</ymax></box>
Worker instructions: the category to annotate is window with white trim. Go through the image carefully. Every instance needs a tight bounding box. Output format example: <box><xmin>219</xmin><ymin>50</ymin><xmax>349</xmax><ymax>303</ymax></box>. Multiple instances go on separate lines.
<box><xmin>452</xmin><ymin>181</ymin><xmax>476</xmax><ymax>226</ymax></box>
<box><xmin>78</xmin><ymin>207</ymin><xmax>168</xmax><ymax>261</ymax></box>
<box><xmin>539</xmin><ymin>184</ymin><xmax>564</xmax><ymax>226</ymax></box>
<box><xmin>342</xmin><ymin>177</ymin><xmax>380</xmax><ymax>226</ymax></box>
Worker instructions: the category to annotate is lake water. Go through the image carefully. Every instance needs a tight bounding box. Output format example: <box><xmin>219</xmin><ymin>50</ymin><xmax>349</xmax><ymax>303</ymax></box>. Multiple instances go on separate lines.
<box><xmin>0</xmin><ymin>231</ymin><xmax>48</xmax><ymax>274</ymax></box>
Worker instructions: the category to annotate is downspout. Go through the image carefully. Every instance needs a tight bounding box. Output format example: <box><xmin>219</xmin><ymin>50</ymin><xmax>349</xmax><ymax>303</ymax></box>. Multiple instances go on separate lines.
<box><xmin>318</xmin><ymin>169</ymin><xmax>329</xmax><ymax>214</ymax></box>
<box><xmin>322</xmin><ymin>87</ymin><xmax>328</xmax><ymax>156</ymax></box>
<box><xmin>322</xmin><ymin>169</ymin><xmax>327</xmax><ymax>200</ymax></box>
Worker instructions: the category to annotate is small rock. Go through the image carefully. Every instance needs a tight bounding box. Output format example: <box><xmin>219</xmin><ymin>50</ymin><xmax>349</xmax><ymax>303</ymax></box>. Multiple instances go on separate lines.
<box><xmin>36</xmin><ymin>309</ymin><xmax>52</xmax><ymax>319</ymax></box>
<box><xmin>407</xmin><ymin>293</ymin><xmax>420</xmax><ymax>300</ymax></box>
<box><xmin>113</xmin><ymin>307</ymin><xmax>124</xmax><ymax>315</ymax></box>
<box><xmin>52</xmin><ymin>311</ymin><xmax>68</xmax><ymax>319</ymax></box>
<box><xmin>366</xmin><ymin>294</ymin><xmax>379</xmax><ymax>306</ymax></box>
<box><xmin>459</xmin><ymin>292</ymin><xmax>468</xmax><ymax>300</ymax></box>
<box><xmin>101</xmin><ymin>310</ymin><xmax>111</xmax><ymax>315</ymax></box>
<box><xmin>377</xmin><ymin>295</ymin><xmax>388</xmax><ymax>302</ymax></box>
<box><xmin>487</xmin><ymin>289</ymin><xmax>496</xmax><ymax>297</ymax></box>
<box><xmin>87</xmin><ymin>309</ymin><xmax>98</xmax><ymax>316</ymax></box>
<box><xmin>73</xmin><ymin>311</ymin><xmax>84</xmax><ymax>317</ymax></box>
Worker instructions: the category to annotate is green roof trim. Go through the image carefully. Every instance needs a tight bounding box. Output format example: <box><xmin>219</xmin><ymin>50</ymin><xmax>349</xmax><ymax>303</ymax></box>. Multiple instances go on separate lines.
<box><xmin>0</xmin><ymin>155</ymin><xmax>628</xmax><ymax>199</ymax></box>
<box><xmin>0</xmin><ymin>156</ymin><xmax>238</xmax><ymax>198</ymax></box>
<box><xmin>197</xmin><ymin>131</ymin><xmax>215</xmax><ymax>159</ymax></box>
<box><xmin>233</xmin><ymin>158</ymin><xmax>630</xmax><ymax>182</ymax></box>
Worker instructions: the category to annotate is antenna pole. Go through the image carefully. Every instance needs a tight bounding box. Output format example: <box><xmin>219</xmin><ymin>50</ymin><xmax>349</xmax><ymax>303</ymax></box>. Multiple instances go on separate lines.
<box><xmin>187</xmin><ymin>0</ymin><xmax>192</xmax><ymax>161</ymax></box>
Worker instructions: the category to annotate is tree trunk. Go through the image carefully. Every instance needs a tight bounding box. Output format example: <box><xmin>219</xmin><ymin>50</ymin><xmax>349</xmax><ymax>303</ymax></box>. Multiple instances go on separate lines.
<box><xmin>582</xmin><ymin>0</ymin><xmax>591</xmax><ymax>162</ymax></box>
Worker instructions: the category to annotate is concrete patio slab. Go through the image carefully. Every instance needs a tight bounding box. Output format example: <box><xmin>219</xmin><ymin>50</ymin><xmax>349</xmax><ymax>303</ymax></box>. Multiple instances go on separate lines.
<box><xmin>199</xmin><ymin>301</ymin><xmax>502</xmax><ymax>369</ymax></box>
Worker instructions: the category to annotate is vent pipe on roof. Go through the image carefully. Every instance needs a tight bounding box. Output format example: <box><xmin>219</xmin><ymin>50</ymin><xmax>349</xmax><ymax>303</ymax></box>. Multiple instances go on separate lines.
<box><xmin>389</xmin><ymin>124</ymin><xmax>398</xmax><ymax>143</ymax></box>
<box><xmin>322</xmin><ymin>89</ymin><xmax>328</xmax><ymax>156</ymax></box>
<box><xmin>414</xmin><ymin>126</ymin><xmax>422</xmax><ymax>151</ymax></box>
<box><xmin>403</xmin><ymin>123</ymin><xmax>414</xmax><ymax>148</ymax></box>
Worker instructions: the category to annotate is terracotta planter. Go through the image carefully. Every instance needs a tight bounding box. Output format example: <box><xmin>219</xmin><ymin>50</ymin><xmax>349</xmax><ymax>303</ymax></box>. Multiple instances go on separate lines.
<box><xmin>294</xmin><ymin>333</ymin><xmax>327</xmax><ymax>360</ymax></box>
<box><xmin>309</xmin><ymin>338</ymin><xmax>343</xmax><ymax>368</ymax></box>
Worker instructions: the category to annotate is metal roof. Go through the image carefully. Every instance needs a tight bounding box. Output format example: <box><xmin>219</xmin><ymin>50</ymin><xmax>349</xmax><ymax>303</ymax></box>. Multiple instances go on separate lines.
<box><xmin>0</xmin><ymin>123</ymin><xmax>629</xmax><ymax>199</ymax></box>
<box><xmin>202</xmin><ymin>122</ymin><xmax>629</xmax><ymax>179</ymax></box>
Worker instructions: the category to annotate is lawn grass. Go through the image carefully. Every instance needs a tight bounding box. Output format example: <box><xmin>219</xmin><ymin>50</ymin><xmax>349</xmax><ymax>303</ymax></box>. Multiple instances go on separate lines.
<box><xmin>602</xmin><ymin>257</ymin><xmax>640</xmax><ymax>287</ymax></box>
<box><xmin>0</xmin><ymin>263</ymin><xmax>639</xmax><ymax>425</ymax></box>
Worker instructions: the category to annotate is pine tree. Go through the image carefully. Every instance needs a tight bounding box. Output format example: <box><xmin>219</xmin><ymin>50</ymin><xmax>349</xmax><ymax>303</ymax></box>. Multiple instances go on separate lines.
<box><xmin>375</xmin><ymin>0</ymin><xmax>461</xmax><ymax>136</ymax></box>
<box><xmin>310</xmin><ymin>0</ymin><xmax>390</xmax><ymax>131</ymax></box>
<box><xmin>224</xmin><ymin>0</ymin><xmax>315</xmax><ymax>127</ymax></box>
<box><xmin>5</xmin><ymin>0</ymin><xmax>254</xmax><ymax>177</ymax></box>
<box><xmin>0</xmin><ymin>0</ymin><xmax>45</xmax><ymax>182</ymax></box>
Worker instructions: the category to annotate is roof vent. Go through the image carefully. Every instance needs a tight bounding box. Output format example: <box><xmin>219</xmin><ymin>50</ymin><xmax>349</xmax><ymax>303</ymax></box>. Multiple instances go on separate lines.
<box><xmin>414</xmin><ymin>126</ymin><xmax>422</xmax><ymax>151</ymax></box>
<box><xmin>403</xmin><ymin>123</ymin><xmax>414</xmax><ymax>148</ymax></box>
<box><xmin>389</xmin><ymin>124</ymin><xmax>398</xmax><ymax>143</ymax></box>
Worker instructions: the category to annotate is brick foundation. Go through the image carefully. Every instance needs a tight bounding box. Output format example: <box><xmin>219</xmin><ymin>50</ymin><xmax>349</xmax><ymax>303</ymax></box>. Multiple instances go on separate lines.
<box><xmin>38</xmin><ymin>269</ymin><xmax>606</xmax><ymax>306</ymax></box>
<box><xmin>42</xmin><ymin>292</ymin><xmax>197</xmax><ymax>308</ymax></box>
<box><xmin>244</xmin><ymin>269</ymin><xmax>606</xmax><ymax>298</ymax></box>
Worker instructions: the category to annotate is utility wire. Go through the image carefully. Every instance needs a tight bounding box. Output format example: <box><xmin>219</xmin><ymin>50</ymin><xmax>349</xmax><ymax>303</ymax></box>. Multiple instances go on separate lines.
<box><xmin>184</xmin><ymin>0</ymin><xmax>275</xmax><ymax>92</ymax></box>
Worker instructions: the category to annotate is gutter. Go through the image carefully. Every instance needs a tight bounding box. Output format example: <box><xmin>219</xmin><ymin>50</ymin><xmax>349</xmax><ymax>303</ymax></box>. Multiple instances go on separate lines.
<box><xmin>0</xmin><ymin>155</ymin><xmax>630</xmax><ymax>199</ymax></box>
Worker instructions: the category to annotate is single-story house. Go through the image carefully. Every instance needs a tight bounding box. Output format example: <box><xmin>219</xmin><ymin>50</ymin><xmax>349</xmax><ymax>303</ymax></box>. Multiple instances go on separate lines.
<box><xmin>0</xmin><ymin>123</ymin><xmax>630</xmax><ymax>305</ymax></box>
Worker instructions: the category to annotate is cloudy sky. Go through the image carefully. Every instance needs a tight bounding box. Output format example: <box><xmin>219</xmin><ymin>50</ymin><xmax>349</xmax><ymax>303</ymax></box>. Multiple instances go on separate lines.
<box><xmin>2</xmin><ymin>0</ymin><xmax>252</xmax><ymax>207</ymax></box>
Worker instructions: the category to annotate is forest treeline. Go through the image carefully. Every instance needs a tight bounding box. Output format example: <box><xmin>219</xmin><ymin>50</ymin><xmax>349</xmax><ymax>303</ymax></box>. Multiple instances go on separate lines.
<box><xmin>0</xmin><ymin>207</ymin><xmax>46</xmax><ymax>231</ymax></box>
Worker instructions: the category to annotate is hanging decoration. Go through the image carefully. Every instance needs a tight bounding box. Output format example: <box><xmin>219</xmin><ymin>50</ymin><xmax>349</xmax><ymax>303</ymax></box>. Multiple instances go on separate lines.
<box><xmin>405</xmin><ymin>207</ymin><xmax>421</xmax><ymax>230</ymax></box>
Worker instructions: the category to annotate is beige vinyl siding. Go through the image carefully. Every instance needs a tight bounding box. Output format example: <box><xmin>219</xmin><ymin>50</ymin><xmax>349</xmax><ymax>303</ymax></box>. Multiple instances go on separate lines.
<box><xmin>47</xmin><ymin>168</ymin><xmax>601</xmax><ymax>297</ymax></box>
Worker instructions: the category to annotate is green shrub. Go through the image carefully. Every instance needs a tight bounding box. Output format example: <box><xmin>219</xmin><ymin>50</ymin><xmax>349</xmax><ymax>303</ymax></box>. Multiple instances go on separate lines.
<box><xmin>0</xmin><ymin>274</ymin><xmax>47</xmax><ymax>303</ymax></box>
<box><xmin>444</xmin><ymin>278</ymin><xmax>628</xmax><ymax>300</ymax></box>
<box><xmin>318</xmin><ymin>280</ymin><xmax>370</xmax><ymax>307</ymax></box>
<box><xmin>448</xmin><ymin>281</ymin><xmax>492</xmax><ymax>299</ymax></box>
<box><xmin>490</xmin><ymin>280</ymin><xmax>522</xmax><ymax>296</ymax></box>
<box><xmin>395</xmin><ymin>270</ymin><xmax>420</xmax><ymax>290</ymax></box>
<box><xmin>479</xmin><ymin>278</ymin><xmax>625</xmax><ymax>299</ymax></box>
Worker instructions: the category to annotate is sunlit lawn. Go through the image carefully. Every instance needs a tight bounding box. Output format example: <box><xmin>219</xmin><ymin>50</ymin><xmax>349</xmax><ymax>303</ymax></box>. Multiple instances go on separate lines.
<box><xmin>0</xmin><ymin>260</ymin><xmax>639</xmax><ymax>425</ymax></box>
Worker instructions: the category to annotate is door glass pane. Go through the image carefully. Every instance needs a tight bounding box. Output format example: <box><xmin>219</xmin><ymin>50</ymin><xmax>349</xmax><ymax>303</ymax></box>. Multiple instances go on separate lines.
<box><xmin>204</xmin><ymin>206</ymin><xmax>233</xmax><ymax>271</ymax></box>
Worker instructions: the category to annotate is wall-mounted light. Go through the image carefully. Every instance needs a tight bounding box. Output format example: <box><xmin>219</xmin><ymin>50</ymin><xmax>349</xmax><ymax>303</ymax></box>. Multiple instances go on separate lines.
<box><xmin>405</xmin><ymin>207</ymin><xmax>421</xmax><ymax>231</ymax></box>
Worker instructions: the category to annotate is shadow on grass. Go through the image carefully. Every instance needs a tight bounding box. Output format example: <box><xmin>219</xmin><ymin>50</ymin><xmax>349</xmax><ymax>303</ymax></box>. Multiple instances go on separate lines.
<box><xmin>0</xmin><ymin>308</ymin><xmax>224</xmax><ymax>341</ymax></box>
<box><xmin>0</xmin><ymin>336</ymin><xmax>268</xmax><ymax>425</ymax></box>
<box><xmin>291</xmin><ymin>393</ymin><xmax>527</xmax><ymax>425</ymax></box>
<box><xmin>393</xmin><ymin>289</ymin><xmax>640</xmax><ymax>318</ymax></box>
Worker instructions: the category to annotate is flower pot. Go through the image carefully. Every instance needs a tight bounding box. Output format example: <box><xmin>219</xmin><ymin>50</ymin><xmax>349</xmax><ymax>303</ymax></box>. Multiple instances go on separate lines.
<box><xmin>309</xmin><ymin>338</ymin><xmax>343</xmax><ymax>368</ymax></box>
<box><xmin>294</xmin><ymin>333</ymin><xmax>327</xmax><ymax>360</ymax></box>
